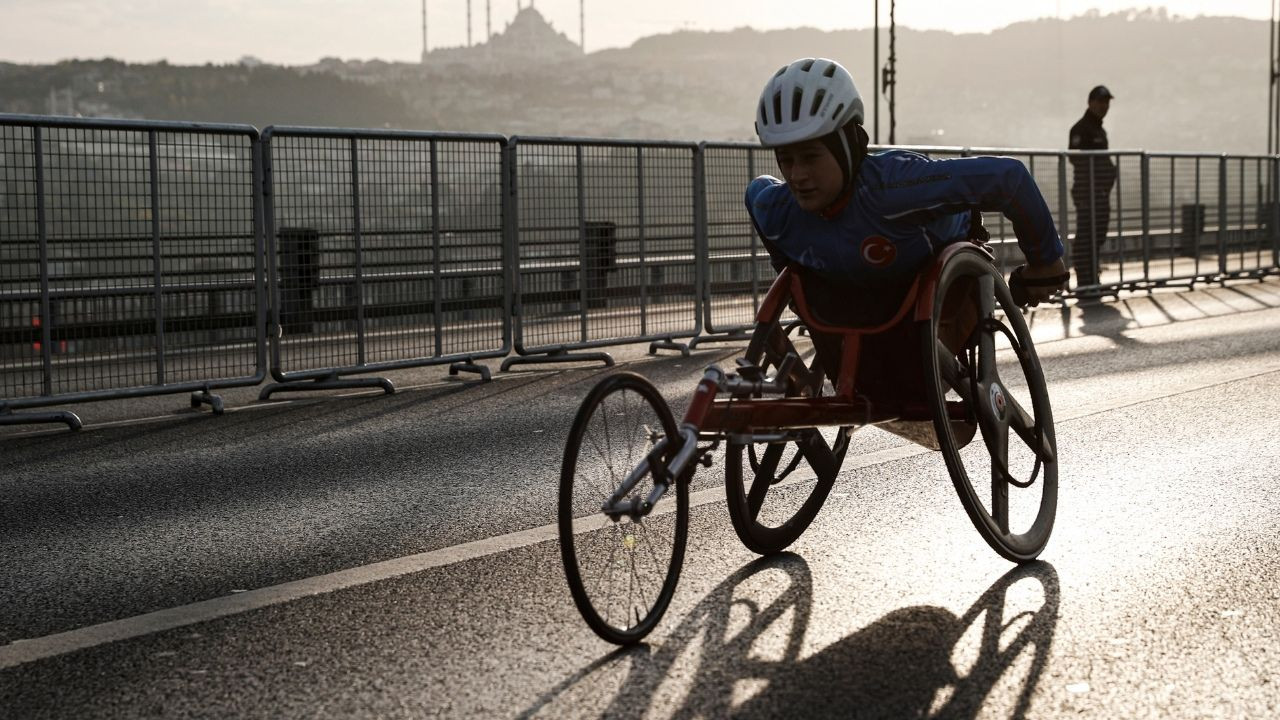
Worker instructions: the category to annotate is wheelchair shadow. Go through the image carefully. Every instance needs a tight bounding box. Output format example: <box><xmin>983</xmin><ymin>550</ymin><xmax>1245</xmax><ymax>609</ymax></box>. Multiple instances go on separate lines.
<box><xmin>525</xmin><ymin>555</ymin><xmax>1059</xmax><ymax>720</ymax></box>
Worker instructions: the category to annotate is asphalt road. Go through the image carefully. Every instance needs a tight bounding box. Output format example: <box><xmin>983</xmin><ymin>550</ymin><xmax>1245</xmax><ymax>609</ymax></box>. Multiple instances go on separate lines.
<box><xmin>3</xmin><ymin>278</ymin><xmax>1280</xmax><ymax>719</ymax></box>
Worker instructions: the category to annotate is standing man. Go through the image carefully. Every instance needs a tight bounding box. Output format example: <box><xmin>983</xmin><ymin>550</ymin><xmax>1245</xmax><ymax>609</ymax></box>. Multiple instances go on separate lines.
<box><xmin>1068</xmin><ymin>85</ymin><xmax>1116</xmax><ymax>289</ymax></box>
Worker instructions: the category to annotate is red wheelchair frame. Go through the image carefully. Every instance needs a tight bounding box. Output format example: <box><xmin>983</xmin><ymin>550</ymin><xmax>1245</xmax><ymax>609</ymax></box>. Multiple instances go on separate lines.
<box><xmin>559</xmin><ymin>241</ymin><xmax>1059</xmax><ymax>645</ymax></box>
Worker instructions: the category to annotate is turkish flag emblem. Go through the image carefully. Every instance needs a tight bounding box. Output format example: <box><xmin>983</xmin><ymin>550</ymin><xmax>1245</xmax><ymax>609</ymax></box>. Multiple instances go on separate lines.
<box><xmin>860</xmin><ymin>235</ymin><xmax>897</xmax><ymax>267</ymax></box>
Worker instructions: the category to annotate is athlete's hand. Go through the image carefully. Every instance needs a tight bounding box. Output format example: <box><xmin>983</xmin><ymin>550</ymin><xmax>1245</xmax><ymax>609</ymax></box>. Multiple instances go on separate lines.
<box><xmin>1011</xmin><ymin>258</ymin><xmax>1069</xmax><ymax>307</ymax></box>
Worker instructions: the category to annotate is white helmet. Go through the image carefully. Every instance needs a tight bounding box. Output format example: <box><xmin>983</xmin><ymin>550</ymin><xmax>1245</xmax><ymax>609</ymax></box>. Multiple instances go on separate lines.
<box><xmin>755</xmin><ymin>58</ymin><xmax>865</xmax><ymax>148</ymax></box>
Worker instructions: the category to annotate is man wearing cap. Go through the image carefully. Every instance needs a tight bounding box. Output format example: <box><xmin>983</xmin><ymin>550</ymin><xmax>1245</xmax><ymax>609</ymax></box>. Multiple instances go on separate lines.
<box><xmin>1068</xmin><ymin>85</ymin><xmax>1116</xmax><ymax>289</ymax></box>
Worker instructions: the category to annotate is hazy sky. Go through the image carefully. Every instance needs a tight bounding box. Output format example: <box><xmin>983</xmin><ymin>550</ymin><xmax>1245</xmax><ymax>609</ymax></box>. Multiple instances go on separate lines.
<box><xmin>0</xmin><ymin>1</ymin><xmax>1270</xmax><ymax>65</ymax></box>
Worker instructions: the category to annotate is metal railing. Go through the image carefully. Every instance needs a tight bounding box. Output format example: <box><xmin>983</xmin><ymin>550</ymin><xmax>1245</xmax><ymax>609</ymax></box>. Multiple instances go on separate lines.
<box><xmin>1</xmin><ymin>114</ymin><xmax>266</xmax><ymax>429</ymax></box>
<box><xmin>1</xmin><ymin>111</ymin><xmax>1277</xmax><ymax>430</ymax></box>
<box><xmin>259</xmin><ymin>127</ymin><xmax>511</xmax><ymax>395</ymax></box>
<box><xmin>504</xmin><ymin>137</ymin><xmax>702</xmax><ymax>369</ymax></box>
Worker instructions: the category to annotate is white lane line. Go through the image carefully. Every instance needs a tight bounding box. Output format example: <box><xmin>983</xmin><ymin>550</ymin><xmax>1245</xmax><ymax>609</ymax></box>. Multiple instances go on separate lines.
<box><xmin>4</xmin><ymin>362</ymin><xmax>1280</xmax><ymax>670</ymax></box>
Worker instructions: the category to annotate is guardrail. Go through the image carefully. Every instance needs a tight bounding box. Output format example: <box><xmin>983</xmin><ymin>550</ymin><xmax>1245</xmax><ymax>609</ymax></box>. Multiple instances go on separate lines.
<box><xmin>1</xmin><ymin>114</ymin><xmax>265</xmax><ymax>430</ymax></box>
<box><xmin>1</xmin><ymin>111</ymin><xmax>1277</xmax><ymax>430</ymax></box>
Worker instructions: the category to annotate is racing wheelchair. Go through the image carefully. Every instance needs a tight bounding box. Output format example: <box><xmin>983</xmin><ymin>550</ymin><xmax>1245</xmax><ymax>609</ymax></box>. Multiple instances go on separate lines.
<box><xmin>558</xmin><ymin>240</ymin><xmax>1059</xmax><ymax>645</ymax></box>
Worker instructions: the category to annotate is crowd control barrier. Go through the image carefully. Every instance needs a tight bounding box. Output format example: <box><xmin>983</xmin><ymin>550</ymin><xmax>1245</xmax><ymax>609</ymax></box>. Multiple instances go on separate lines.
<box><xmin>3</xmin><ymin>110</ymin><xmax>1279</xmax><ymax>431</ymax></box>
<box><xmin>503</xmin><ymin>137</ymin><xmax>702</xmax><ymax>369</ymax></box>
<box><xmin>259</xmin><ymin>127</ymin><xmax>511</xmax><ymax>395</ymax></box>
<box><xmin>0</xmin><ymin>115</ymin><xmax>265</xmax><ymax>429</ymax></box>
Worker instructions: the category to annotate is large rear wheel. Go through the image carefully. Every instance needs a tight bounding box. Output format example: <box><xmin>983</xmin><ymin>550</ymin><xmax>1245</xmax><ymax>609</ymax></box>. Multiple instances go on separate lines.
<box><xmin>922</xmin><ymin>251</ymin><xmax>1058</xmax><ymax>562</ymax></box>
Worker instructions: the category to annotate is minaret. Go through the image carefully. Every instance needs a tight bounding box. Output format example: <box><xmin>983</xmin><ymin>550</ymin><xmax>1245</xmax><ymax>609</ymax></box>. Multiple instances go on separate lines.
<box><xmin>467</xmin><ymin>0</ymin><xmax>472</xmax><ymax>46</ymax></box>
<box><xmin>420</xmin><ymin>0</ymin><xmax>428</xmax><ymax>63</ymax></box>
<box><xmin>487</xmin><ymin>0</ymin><xmax>492</xmax><ymax>40</ymax></box>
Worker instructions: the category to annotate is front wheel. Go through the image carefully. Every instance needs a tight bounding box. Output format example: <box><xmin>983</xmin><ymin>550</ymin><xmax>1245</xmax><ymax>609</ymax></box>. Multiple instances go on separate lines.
<box><xmin>559</xmin><ymin>372</ymin><xmax>689</xmax><ymax>644</ymax></box>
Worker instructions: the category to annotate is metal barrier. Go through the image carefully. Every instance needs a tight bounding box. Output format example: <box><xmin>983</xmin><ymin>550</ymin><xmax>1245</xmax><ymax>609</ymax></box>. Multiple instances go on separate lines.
<box><xmin>697</xmin><ymin>142</ymin><xmax>781</xmax><ymax>346</ymax></box>
<box><xmin>3</xmin><ymin>112</ymin><xmax>1279</xmax><ymax>430</ymax></box>
<box><xmin>259</xmin><ymin>127</ymin><xmax>511</xmax><ymax>396</ymax></box>
<box><xmin>0</xmin><ymin>114</ymin><xmax>265</xmax><ymax>430</ymax></box>
<box><xmin>503</xmin><ymin>137</ymin><xmax>702</xmax><ymax>370</ymax></box>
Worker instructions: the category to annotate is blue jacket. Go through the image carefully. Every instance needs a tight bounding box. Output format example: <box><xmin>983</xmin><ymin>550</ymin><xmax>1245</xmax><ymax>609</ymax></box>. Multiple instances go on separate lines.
<box><xmin>745</xmin><ymin>150</ymin><xmax>1064</xmax><ymax>290</ymax></box>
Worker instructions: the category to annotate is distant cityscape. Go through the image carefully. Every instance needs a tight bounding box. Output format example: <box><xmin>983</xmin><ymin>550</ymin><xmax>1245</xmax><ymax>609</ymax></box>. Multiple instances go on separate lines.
<box><xmin>0</xmin><ymin>8</ymin><xmax>1272</xmax><ymax>153</ymax></box>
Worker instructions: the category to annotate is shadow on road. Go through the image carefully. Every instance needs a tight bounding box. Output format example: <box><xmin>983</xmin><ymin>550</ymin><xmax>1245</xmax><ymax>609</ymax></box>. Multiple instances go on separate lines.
<box><xmin>526</xmin><ymin>555</ymin><xmax>1059</xmax><ymax>719</ymax></box>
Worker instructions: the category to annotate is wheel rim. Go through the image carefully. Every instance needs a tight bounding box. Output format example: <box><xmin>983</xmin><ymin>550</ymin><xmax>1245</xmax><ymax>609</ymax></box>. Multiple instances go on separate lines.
<box><xmin>928</xmin><ymin>254</ymin><xmax>1058</xmax><ymax>560</ymax></box>
<box><xmin>560</xmin><ymin>374</ymin><xmax>686</xmax><ymax>642</ymax></box>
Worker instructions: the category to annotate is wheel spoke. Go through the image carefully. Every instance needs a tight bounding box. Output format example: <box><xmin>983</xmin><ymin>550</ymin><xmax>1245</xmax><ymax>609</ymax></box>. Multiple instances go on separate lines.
<box><xmin>746</xmin><ymin>444</ymin><xmax>784</xmax><ymax>519</ymax></box>
<box><xmin>1005</xmin><ymin>392</ymin><xmax>1056</xmax><ymax>463</ymax></box>
<box><xmin>976</xmin><ymin>275</ymin><xmax>998</xmax><ymax>383</ymax></box>
<box><xmin>988</xmin><ymin>422</ymin><xmax>1010</xmax><ymax>534</ymax></box>
<box><xmin>934</xmin><ymin>338</ymin><xmax>972</xmax><ymax>400</ymax></box>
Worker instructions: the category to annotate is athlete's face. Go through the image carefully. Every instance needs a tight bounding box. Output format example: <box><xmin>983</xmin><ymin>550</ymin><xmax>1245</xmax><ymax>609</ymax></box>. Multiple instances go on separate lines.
<box><xmin>774</xmin><ymin>140</ymin><xmax>843</xmax><ymax>212</ymax></box>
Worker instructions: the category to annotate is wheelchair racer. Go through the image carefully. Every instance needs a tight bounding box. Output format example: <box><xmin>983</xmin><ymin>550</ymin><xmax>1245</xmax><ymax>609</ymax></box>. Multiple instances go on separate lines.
<box><xmin>745</xmin><ymin>57</ymin><xmax>1068</xmax><ymax>400</ymax></box>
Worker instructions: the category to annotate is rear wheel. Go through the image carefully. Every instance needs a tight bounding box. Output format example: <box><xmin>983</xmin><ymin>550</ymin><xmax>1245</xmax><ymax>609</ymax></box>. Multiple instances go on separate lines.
<box><xmin>559</xmin><ymin>372</ymin><xmax>689</xmax><ymax>644</ymax></box>
<box><xmin>724</xmin><ymin>321</ymin><xmax>850</xmax><ymax>555</ymax></box>
<box><xmin>922</xmin><ymin>251</ymin><xmax>1058</xmax><ymax>562</ymax></box>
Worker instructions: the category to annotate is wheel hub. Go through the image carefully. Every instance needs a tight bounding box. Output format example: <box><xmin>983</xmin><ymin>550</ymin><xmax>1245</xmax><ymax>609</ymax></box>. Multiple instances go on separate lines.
<box><xmin>988</xmin><ymin>383</ymin><xmax>1008</xmax><ymax>421</ymax></box>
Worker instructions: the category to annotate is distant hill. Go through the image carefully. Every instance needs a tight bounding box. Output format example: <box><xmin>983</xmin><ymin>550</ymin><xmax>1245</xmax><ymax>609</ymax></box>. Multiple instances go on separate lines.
<box><xmin>0</xmin><ymin>8</ymin><xmax>1269</xmax><ymax>153</ymax></box>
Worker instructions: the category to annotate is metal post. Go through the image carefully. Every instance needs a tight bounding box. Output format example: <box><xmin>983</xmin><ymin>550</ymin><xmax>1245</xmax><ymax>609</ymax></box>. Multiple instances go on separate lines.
<box><xmin>1140</xmin><ymin>153</ymin><xmax>1151</xmax><ymax>284</ymax></box>
<box><xmin>430</xmin><ymin>139</ymin><xmax>444</xmax><ymax>357</ymax></box>
<box><xmin>351</xmin><ymin>138</ymin><xmax>367</xmax><ymax>364</ymax></box>
<box><xmin>576</xmin><ymin>144</ymin><xmax>588</xmax><ymax>341</ymax></box>
<box><xmin>252</xmin><ymin>132</ymin><xmax>269</xmax><ymax>375</ymax></box>
<box><xmin>636</xmin><ymin>147</ymin><xmax>647</xmax><ymax>335</ymax></box>
<box><xmin>33</xmin><ymin>127</ymin><xmax>53</xmax><ymax>396</ymax></box>
<box><xmin>148</xmin><ymin>130</ymin><xmax>166</xmax><ymax>384</ymax></box>
<box><xmin>888</xmin><ymin>0</ymin><xmax>896</xmax><ymax>145</ymax></box>
<box><xmin>693</xmin><ymin>144</ymin><xmax>707</xmax><ymax>333</ymax></box>
<box><xmin>873</xmin><ymin>0</ymin><xmax>879</xmax><ymax>145</ymax></box>
<box><xmin>1273</xmin><ymin>157</ymin><xmax>1280</xmax><ymax>269</ymax></box>
<box><xmin>1058</xmin><ymin>153</ymin><xmax>1069</xmax><ymax>286</ymax></box>
<box><xmin>1218</xmin><ymin>155</ymin><xmax>1228</xmax><ymax>279</ymax></box>
<box><xmin>502</xmin><ymin>141</ymin><xmax>519</xmax><ymax>349</ymax></box>
<box><xmin>1088</xmin><ymin>157</ymin><xmax>1098</xmax><ymax>287</ymax></box>
<box><xmin>1114</xmin><ymin>154</ymin><xmax>1124</xmax><ymax>285</ymax></box>
<box><xmin>747</xmin><ymin>149</ymin><xmax>759</xmax><ymax>307</ymax></box>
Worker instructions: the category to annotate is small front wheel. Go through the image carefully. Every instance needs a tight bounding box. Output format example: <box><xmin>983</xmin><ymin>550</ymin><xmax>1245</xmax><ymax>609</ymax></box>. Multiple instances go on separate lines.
<box><xmin>559</xmin><ymin>372</ymin><xmax>689</xmax><ymax>645</ymax></box>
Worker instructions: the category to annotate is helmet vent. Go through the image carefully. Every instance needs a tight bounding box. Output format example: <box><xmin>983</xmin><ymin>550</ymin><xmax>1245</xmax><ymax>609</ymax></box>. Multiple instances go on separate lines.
<box><xmin>791</xmin><ymin>88</ymin><xmax>803</xmax><ymax>122</ymax></box>
<box><xmin>833</xmin><ymin>103</ymin><xmax>845</xmax><ymax>120</ymax></box>
<box><xmin>822</xmin><ymin>63</ymin><xmax>837</xmax><ymax>78</ymax></box>
<box><xmin>772</xmin><ymin>91</ymin><xmax>783</xmax><ymax>125</ymax></box>
<box><xmin>801</xmin><ymin>59</ymin><xmax>815</xmax><ymax>72</ymax></box>
<box><xmin>810</xmin><ymin>88</ymin><xmax>826</xmax><ymax>116</ymax></box>
<box><xmin>773</xmin><ymin>66</ymin><xmax>787</xmax><ymax>78</ymax></box>
<box><xmin>759</xmin><ymin>102</ymin><xmax>768</xmax><ymax>126</ymax></box>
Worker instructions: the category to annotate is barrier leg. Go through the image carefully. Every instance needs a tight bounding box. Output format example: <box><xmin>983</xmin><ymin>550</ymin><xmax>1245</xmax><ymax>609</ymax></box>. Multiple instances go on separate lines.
<box><xmin>258</xmin><ymin>372</ymin><xmax>395</xmax><ymax>400</ymax></box>
<box><xmin>0</xmin><ymin>405</ymin><xmax>82</xmax><ymax>431</ymax></box>
<box><xmin>448</xmin><ymin>358</ymin><xmax>492</xmax><ymax>382</ymax></box>
<box><xmin>500</xmin><ymin>348</ymin><xmax>614</xmax><ymax>372</ymax></box>
<box><xmin>648</xmin><ymin>337</ymin><xmax>691</xmax><ymax>357</ymax></box>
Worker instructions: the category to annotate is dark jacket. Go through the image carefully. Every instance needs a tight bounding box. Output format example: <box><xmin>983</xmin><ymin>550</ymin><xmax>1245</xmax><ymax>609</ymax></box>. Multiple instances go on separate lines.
<box><xmin>1068</xmin><ymin>110</ymin><xmax>1116</xmax><ymax>196</ymax></box>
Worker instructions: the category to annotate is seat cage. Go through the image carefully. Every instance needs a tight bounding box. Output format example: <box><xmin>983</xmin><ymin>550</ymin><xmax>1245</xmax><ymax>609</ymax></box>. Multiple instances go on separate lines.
<box><xmin>753</xmin><ymin>241</ymin><xmax>987</xmax><ymax>402</ymax></box>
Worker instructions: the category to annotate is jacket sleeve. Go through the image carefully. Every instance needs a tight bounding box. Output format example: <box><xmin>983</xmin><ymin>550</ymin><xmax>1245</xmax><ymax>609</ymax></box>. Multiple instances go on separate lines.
<box><xmin>744</xmin><ymin>176</ymin><xmax>790</xmax><ymax>274</ymax></box>
<box><xmin>874</xmin><ymin>155</ymin><xmax>1065</xmax><ymax>266</ymax></box>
